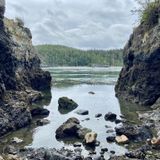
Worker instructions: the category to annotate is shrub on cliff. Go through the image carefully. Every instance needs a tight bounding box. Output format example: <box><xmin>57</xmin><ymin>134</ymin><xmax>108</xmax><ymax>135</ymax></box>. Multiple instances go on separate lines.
<box><xmin>135</xmin><ymin>0</ymin><xmax>160</xmax><ymax>29</ymax></box>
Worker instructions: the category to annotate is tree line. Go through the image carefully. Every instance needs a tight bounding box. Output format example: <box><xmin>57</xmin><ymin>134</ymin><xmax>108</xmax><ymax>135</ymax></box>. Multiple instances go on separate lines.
<box><xmin>35</xmin><ymin>45</ymin><xmax>123</xmax><ymax>67</ymax></box>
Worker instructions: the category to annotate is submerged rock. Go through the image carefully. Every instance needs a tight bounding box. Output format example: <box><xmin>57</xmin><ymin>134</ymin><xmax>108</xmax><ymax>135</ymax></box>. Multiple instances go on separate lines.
<box><xmin>95</xmin><ymin>113</ymin><xmax>102</xmax><ymax>118</ymax></box>
<box><xmin>75</xmin><ymin>109</ymin><xmax>89</xmax><ymax>115</ymax></box>
<box><xmin>58</xmin><ymin>97</ymin><xmax>78</xmax><ymax>114</ymax></box>
<box><xmin>88</xmin><ymin>91</ymin><xmax>95</xmax><ymax>95</ymax></box>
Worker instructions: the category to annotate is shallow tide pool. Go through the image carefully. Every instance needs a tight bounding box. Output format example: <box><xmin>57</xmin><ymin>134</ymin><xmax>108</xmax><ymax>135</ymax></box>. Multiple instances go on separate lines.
<box><xmin>1</xmin><ymin>67</ymin><xmax>145</xmax><ymax>159</ymax></box>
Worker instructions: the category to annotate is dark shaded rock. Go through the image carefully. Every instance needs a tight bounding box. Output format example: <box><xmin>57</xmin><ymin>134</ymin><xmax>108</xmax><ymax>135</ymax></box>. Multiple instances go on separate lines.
<box><xmin>56</xmin><ymin>117</ymin><xmax>81</xmax><ymax>139</ymax></box>
<box><xmin>115</xmin><ymin>119</ymin><xmax>123</xmax><ymax>124</ymax></box>
<box><xmin>58</xmin><ymin>97</ymin><xmax>78</xmax><ymax>114</ymax></box>
<box><xmin>125</xmin><ymin>150</ymin><xmax>146</xmax><ymax>159</ymax></box>
<box><xmin>0</xmin><ymin>104</ymin><xmax>31</xmax><ymax>137</ymax></box>
<box><xmin>31</xmin><ymin>108</ymin><xmax>50</xmax><ymax>117</ymax></box>
<box><xmin>115</xmin><ymin>8</ymin><xmax>160</xmax><ymax>106</ymax></box>
<box><xmin>101</xmin><ymin>148</ymin><xmax>108</xmax><ymax>152</ymax></box>
<box><xmin>18</xmin><ymin>147</ymin><xmax>84</xmax><ymax>160</ymax></box>
<box><xmin>115</xmin><ymin>124</ymin><xmax>152</xmax><ymax>141</ymax></box>
<box><xmin>30</xmin><ymin>71</ymin><xmax>51</xmax><ymax>91</ymax></box>
<box><xmin>88</xmin><ymin>91</ymin><xmax>95</xmax><ymax>95</ymax></box>
<box><xmin>95</xmin><ymin>113</ymin><xmax>102</xmax><ymax>118</ymax></box>
<box><xmin>106</xmin><ymin>136</ymin><xmax>116</xmax><ymax>143</ymax></box>
<box><xmin>110</xmin><ymin>151</ymin><xmax>116</xmax><ymax>154</ymax></box>
<box><xmin>76</xmin><ymin>110</ymin><xmax>89</xmax><ymax>115</ymax></box>
<box><xmin>56</xmin><ymin>118</ymin><xmax>92</xmax><ymax>140</ymax></box>
<box><xmin>104</xmin><ymin>112</ymin><xmax>117</xmax><ymax>121</ymax></box>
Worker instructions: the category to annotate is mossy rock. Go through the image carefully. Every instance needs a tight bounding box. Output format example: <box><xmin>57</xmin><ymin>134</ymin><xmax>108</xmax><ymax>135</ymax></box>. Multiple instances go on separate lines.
<box><xmin>58</xmin><ymin>97</ymin><xmax>78</xmax><ymax>114</ymax></box>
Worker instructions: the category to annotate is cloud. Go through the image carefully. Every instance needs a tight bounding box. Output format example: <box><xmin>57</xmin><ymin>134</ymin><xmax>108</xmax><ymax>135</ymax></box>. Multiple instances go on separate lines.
<box><xmin>5</xmin><ymin>0</ymin><xmax>138</xmax><ymax>49</ymax></box>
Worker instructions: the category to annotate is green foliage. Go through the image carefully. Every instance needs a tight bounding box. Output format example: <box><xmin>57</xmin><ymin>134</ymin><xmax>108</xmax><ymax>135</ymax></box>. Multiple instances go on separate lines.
<box><xmin>135</xmin><ymin>0</ymin><xmax>160</xmax><ymax>28</ymax></box>
<box><xmin>35</xmin><ymin>45</ymin><xmax>123</xmax><ymax>67</ymax></box>
<box><xmin>142</xmin><ymin>0</ymin><xmax>160</xmax><ymax>26</ymax></box>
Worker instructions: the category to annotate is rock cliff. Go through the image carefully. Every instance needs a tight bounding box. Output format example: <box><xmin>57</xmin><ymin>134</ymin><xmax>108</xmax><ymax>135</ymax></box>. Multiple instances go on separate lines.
<box><xmin>0</xmin><ymin>0</ymin><xmax>51</xmax><ymax>136</ymax></box>
<box><xmin>115</xmin><ymin>7</ymin><xmax>160</xmax><ymax>106</ymax></box>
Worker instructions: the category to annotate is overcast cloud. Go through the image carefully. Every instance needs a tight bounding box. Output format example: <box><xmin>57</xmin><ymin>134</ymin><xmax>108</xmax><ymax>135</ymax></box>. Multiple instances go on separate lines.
<box><xmin>5</xmin><ymin>0</ymin><xmax>138</xmax><ymax>49</ymax></box>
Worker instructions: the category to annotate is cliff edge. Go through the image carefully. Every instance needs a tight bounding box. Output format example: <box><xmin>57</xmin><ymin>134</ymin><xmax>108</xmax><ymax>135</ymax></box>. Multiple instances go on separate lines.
<box><xmin>115</xmin><ymin>3</ymin><xmax>160</xmax><ymax>106</ymax></box>
<box><xmin>0</xmin><ymin>0</ymin><xmax>51</xmax><ymax>136</ymax></box>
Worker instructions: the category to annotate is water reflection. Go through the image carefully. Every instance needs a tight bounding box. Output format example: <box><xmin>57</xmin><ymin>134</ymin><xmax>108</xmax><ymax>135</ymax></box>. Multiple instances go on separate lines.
<box><xmin>0</xmin><ymin>90</ymin><xmax>52</xmax><ymax>152</ymax></box>
<box><xmin>0</xmin><ymin>67</ymin><xmax>129</xmax><ymax>159</ymax></box>
<box><xmin>118</xmin><ymin>98</ymin><xmax>149</xmax><ymax>124</ymax></box>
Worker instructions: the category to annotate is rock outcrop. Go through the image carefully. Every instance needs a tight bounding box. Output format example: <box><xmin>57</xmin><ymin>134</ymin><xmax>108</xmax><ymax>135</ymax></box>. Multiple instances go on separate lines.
<box><xmin>0</xmin><ymin>0</ymin><xmax>51</xmax><ymax>137</ymax></box>
<box><xmin>115</xmin><ymin>9</ymin><xmax>160</xmax><ymax>106</ymax></box>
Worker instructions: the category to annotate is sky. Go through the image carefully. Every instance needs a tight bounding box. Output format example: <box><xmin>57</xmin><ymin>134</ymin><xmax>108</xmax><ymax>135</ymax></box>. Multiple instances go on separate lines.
<box><xmin>5</xmin><ymin>0</ymin><xmax>138</xmax><ymax>49</ymax></box>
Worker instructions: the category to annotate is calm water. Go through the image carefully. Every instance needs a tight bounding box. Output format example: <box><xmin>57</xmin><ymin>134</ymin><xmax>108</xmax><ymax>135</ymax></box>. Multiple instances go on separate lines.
<box><xmin>0</xmin><ymin>67</ymin><xmax>145</xmax><ymax>159</ymax></box>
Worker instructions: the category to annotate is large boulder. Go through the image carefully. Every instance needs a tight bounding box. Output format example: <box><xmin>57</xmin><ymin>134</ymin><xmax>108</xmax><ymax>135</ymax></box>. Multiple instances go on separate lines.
<box><xmin>55</xmin><ymin>117</ymin><xmax>81</xmax><ymax>139</ymax></box>
<box><xmin>58</xmin><ymin>97</ymin><xmax>78</xmax><ymax>114</ymax></box>
<box><xmin>115</xmin><ymin>5</ymin><xmax>160</xmax><ymax>106</ymax></box>
<box><xmin>55</xmin><ymin>117</ymin><xmax>92</xmax><ymax>140</ymax></box>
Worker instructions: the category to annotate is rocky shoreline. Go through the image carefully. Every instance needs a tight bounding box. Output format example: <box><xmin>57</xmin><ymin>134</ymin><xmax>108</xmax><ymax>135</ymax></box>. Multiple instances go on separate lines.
<box><xmin>0</xmin><ymin>0</ymin><xmax>51</xmax><ymax>138</ymax></box>
<box><xmin>0</xmin><ymin>0</ymin><xmax>160</xmax><ymax>160</ymax></box>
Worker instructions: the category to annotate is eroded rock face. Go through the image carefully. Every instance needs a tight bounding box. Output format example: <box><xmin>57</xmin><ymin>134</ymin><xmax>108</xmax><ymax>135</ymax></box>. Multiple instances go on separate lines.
<box><xmin>115</xmin><ymin>15</ymin><xmax>160</xmax><ymax>106</ymax></box>
<box><xmin>0</xmin><ymin>1</ymin><xmax>51</xmax><ymax>137</ymax></box>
